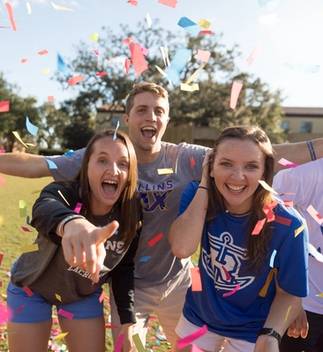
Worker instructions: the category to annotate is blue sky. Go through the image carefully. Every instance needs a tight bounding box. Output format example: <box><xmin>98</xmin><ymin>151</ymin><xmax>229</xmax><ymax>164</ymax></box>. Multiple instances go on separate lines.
<box><xmin>1</xmin><ymin>0</ymin><xmax>323</xmax><ymax>107</ymax></box>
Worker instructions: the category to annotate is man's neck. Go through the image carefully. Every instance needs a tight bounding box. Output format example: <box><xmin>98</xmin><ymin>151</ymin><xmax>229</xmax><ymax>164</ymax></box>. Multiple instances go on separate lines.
<box><xmin>135</xmin><ymin>145</ymin><xmax>162</xmax><ymax>164</ymax></box>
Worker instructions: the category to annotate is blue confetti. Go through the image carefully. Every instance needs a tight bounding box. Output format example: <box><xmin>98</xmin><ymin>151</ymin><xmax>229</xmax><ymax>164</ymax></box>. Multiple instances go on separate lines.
<box><xmin>46</xmin><ymin>159</ymin><xmax>58</xmax><ymax>170</ymax></box>
<box><xmin>139</xmin><ymin>256</ymin><xmax>151</xmax><ymax>263</ymax></box>
<box><xmin>165</xmin><ymin>48</ymin><xmax>191</xmax><ymax>86</ymax></box>
<box><xmin>57</xmin><ymin>53</ymin><xmax>68</xmax><ymax>73</ymax></box>
<box><xmin>25</xmin><ymin>116</ymin><xmax>38</xmax><ymax>136</ymax></box>
<box><xmin>64</xmin><ymin>149</ymin><xmax>75</xmax><ymax>157</ymax></box>
<box><xmin>177</xmin><ymin>17</ymin><xmax>196</xmax><ymax>28</ymax></box>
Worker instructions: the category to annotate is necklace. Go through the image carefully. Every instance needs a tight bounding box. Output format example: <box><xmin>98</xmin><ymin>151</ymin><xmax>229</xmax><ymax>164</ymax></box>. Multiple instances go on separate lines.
<box><xmin>225</xmin><ymin>209</ymin><xmax>251</xmax><ymax>217</ymax></box>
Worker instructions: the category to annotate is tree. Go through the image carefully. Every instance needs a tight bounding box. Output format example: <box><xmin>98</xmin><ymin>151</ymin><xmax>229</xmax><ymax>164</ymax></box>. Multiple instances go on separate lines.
<box><xmin>0</xmin><ymin>73</ymin><xmax>41</xmax><ymax>152</ymax></box>
<box><xmin>55</xmin><ymin>21</ymin><xmax>285</xmax><ymax>143</ymax></box>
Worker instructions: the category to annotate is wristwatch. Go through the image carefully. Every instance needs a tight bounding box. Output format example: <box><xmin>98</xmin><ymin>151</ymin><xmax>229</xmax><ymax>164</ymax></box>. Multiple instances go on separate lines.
<box><xmin>257</xmin><ymin>328</ymin><xmax>282</xmax><ymax>344</ymax></box>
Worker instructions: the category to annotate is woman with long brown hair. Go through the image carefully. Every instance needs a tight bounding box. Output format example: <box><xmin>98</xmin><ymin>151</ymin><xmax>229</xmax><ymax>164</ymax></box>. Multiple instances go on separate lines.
<box><xmin>7</xmin><ymin>129</ymin><xmax>141</xmax><ymax>352</ymax></box>
<box><xmin>169</xmin><ymin>126</ymin><xmax>308</xmax><ymax>352</ymax></box>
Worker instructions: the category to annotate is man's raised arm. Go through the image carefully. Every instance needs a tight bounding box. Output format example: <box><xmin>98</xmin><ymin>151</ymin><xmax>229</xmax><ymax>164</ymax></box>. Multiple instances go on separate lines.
<box><xmin>0</xmin><ymin>152</ymin><xmax>50</xmax><ymax>178</ymax></box>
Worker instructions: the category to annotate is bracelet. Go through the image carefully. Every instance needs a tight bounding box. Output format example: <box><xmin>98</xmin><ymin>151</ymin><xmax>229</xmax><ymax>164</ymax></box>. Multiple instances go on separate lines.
<box><xmin>56</xmin><ymin>214</ymin><xmax>85</xmax><ymax>237</ymax></box>
<box><xmin>306</xmin><ymin>140</ymin><xmax>317</xmax><ymax>161</ymax></box>
<box><xmin>257</xmin><ymin>328</ymin><xmax>282</xmax><ymax>345</ymax></box>
<box><xmin>198</xmin><ymin>185</ymin><xmax>209</xmax><ymax>190</ymax></box>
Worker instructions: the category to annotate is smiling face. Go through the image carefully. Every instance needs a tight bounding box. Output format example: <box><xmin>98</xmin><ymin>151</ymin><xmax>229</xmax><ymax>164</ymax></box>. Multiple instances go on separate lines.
<box><xmin>87</xmin><ymin>136</ymin><xmax>129</xmax><ymax>215</ymax></box>
<box><xmin>124</xmin><ymin>91</ymin><xmax>169</xmax><ymax>162</ymax></box>
<box><xmin>210</xmin><ymin>138</ymin><xmax>265</xmax><ymax>214</ymax></box>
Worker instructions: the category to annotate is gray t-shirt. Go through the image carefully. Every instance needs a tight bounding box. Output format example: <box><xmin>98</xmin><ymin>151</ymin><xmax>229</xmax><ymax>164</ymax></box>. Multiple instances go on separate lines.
<box><xmin>47</xmin><ymin>142</ymin><xmax>207</xmax><ymax>287</ymax></box>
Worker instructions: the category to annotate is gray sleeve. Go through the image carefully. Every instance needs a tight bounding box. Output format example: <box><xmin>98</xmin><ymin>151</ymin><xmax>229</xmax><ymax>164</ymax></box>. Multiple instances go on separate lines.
<box><xmin>45</xmin><ymin>148</ymin><xmax>85</xmax><ymax>181</ymax></box>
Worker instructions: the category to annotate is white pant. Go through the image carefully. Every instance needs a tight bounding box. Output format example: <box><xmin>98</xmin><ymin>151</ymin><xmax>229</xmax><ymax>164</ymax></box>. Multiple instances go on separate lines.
<box><xmin>110</xmin><ymin>268</ymin><xmax>191</xmax><ymax>349</ymax></box>
<box><xmin>176</xmin><ymin>315</ymin><xmax>255</xmax><ymax>352</ymax></box>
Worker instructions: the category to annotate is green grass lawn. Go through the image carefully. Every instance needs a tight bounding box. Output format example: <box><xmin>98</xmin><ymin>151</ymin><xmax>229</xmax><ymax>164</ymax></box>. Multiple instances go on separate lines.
<box><xmin>0</xmin><ymin>174</ymin><xmax>173</xmax><ymax>351</ymax></box>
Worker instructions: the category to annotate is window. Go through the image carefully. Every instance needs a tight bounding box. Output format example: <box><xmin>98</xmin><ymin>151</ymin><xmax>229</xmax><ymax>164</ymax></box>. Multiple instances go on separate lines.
<box><xmin>299</xmin><ymin>121</ymin><xmax>313</xmax><ymax>133</ymax></box>
<box><xmin>281</xmin><ymin>120</ymin><xmax>289</xmax><ymax>132</ymax></box>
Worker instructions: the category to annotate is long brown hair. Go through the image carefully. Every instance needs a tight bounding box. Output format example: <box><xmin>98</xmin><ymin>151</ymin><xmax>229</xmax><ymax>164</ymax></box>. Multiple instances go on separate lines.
<box><xmin>77</xmin><ymin>129</ymin><xmax>141</xmax><ymax>248</ymax></box>
<box><xmin>206</xmin><ymin>126</ymin><xmax>275</xmax><ymax>270</ymax></box>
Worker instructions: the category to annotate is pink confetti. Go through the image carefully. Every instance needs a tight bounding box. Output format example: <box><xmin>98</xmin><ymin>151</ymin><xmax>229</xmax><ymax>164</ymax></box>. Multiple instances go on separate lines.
<box><xmin>20</xmin><ymin>225</ymin><xmax>33</xmax><ymax>232</ymax></box>
<box><xmin>306</xmin><ymin>205</ymin><xmax>323</xmax><ymax>225</ymax></box>
<box><xmin>23</xmin><ymin>286</ymin><xmax>33</xmax><ymax>297</ymax></box>
<box><xmin>191</xmin><ymin>267</ymin><xmax>202</xmax><ymax>291</ymax></box>
<box><xmin>0</xmin><ymin>100</ymin><xmax>10</xmax><ymax>112</ymax></box>
<box><xmin>48</xmin><ymin>96</ymin><xmax>55</xmax><ymax>103</ymax></box>
<box><xmin>177</xmin><ymin>325</ymin><xmax>208</xmax><ymax>350</ymax></box>
<box><xmin>114</xmin><ymin>333</ymin><xmax>125</xmax><ymax>352</ymax></box>
<box><xmin>196</xmin><ymin>49</ymin><xmax>211</xmax><ymax>63</ymax></box>
<box><xmin>37</xmin><ymin>49</ymin><xmax>49</xmax><ymax>56</ymax></box>
<box><xmin>278</xmin><ymin>158</ymin><xmax>298</xmax><ymax>168</ymax></box>
<box><xmin>246</xmin><ymin>46</ymin><xmax>261</xmax><ymax>66</ymax></box>
<box><xmin>128</xmin><ymin>0</ymin><xmax>138</xmax><ymax>5</ymax></box>
<box><xmin>20</xmin><ymin>58</ymin><xmax>28</xmax><ymax>64</ymax></box>
<box><xmin>229</xmin><ymin>80</ymin><xmax>243</xmax><ymax>110</ymax></box>
<box><xmin>96</xmin><ymin>71</ymin><xmax>108</xmax><ymax>77</ymax></box>
<box><xmin>223</xmin><ymin>284</ymin><xmax>241</xmax><ymax>298</ymax></box>
<box><xmin>158</xmin><ymin>0</ymin><xmax>177</xmax><ymax>8</ymax></box>
<box><xmin>251</xmin><ymin>218</ymin><xmax>266</xmax><ymax>235</ymax></box>
<box><xmin>73</xmin><ymin>202</ymin><xmax>82</xmax><ymax>214</ymax></box>
<box><xmin>147</xmin><ymin>232</ymin><xmax>164</xmax><ymax>247</ymax></box>
<box><xmin>190</xmin><ymin>156</ymin><xmax>196</xmax><ymax>169</ymax></box>
<box><xmin>68</xmin><ymin>75</ymin><xmax>84</xmax><ymax>86</ymax></box>
<box><xmin>275</xmin><ymin>215</ymin><xmax>292</xmax><ymax>226</ymax></box>
<box><xmin>191</xmin><ymin>345</ymin><xmax>204</xmax><ymax>352</ymax></box>
<box><xmin>58</xmin><ymin>308</ymin><xmax>74</xmax><ymax>320</ymax></box>
<box><xmin>199</xmin><ymin>30</ymin><xmax>215</xmax><ymax>36</ymax></box>
<box><xmin>5</xmin><ymin>2</ymin><xmax>17</xmax><ymax>31</ymax></box>
<box><xmin>129</xmin><ymin>42</ymin><xmax>148</xmax><ymax>77</ymax></box>
<box><xmin>0</xmin><ymin>302</ymin><xmax>12</xmax><ymax>324</ymax></box>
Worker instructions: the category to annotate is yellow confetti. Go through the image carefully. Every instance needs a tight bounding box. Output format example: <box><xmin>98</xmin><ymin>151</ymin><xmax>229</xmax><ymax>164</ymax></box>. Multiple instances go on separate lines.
<box><xmin>155</xmin><ymin>65</ymin><xmax>167</xmax><ymax>77</ymax></box>
<box><xmin>198</xmin><ymin>18</ymin><xmax>211</xmax><ymax>28</ymax></box>
<box><xmin>89</xmin><ymin>32</ymin><xmax>99</xmax><ymax>42</ymax></box>
<box><xmin>19</xmin><ymin>200</ymin><xmax>27</xmax><ymax>218</ymax></box>
<box><xmin>41</xmin><ymin>68</ymin><xmax>51</xmax><ymax>75</ymax></box>
<box><xmin>294</xmin><ymin>224</ymin><xmax>305</xmax><ymax>238</ymax></box>
<box><xmin>55</xmin><ymin>293</ymin><xmax>62</xmax><ymax>302</ymax></box>
<box><xmin>53</xmin><ymin>332</ymin><xmax>69</xmax><ymax>341</ymax></box>
<box><xmin>12</xmin><ymin>131</ymin><xmax>29</xmax><ymax>149</ymax></box>
<box><xmin>22</xmin><ymin>243</ymin><xmax>38</xmax><ymax>253</ymax></box>
<box><xmin>315</xmin><ymin>292</ymin><xmax>323</xmax><ymax>297</ymax></box>
<box><xmin>185</xmin><ymin>63</ymin><xmax>206</xmax><ymax>85</ymax></box>
<box><xmin>180</xmin><ymin>83</ymin><xmax>199</xmax><ymax>92</ymax></box>
<box><xmin>258</xmin><ymin>180</ymin><xmax>278</xmax><ymax>195</ymax></box>
<box><xmin>132</xmin><ymin>333</ymin><xmax>145</xmax><ymax>352</ymax></box>
<box><xmin>1</xmin><ymin>293</ymin><xmax>7</xmax><ymax>299</ymax></box>
<box><xmin>284</xmin><ymin>305</ymin><xmax>292</xmax><ymax>321</ymax></box>
<box><xmin>157</xmin><ymin>168</ymin><xmax>174</xmax><ymax>175</ymax></box>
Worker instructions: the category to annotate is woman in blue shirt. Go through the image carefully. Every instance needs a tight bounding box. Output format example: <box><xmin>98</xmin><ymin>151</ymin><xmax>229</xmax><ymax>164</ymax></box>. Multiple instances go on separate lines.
<box><xmin>169</xmin><ymin>126</ymin><xmax>308</xmax><ymax>352</ymax></box>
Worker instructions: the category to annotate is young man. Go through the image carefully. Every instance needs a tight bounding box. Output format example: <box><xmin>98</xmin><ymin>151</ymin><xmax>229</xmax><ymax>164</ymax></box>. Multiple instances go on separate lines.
<box><xmin>1</xmin><ymin>82</ymin><xmax>323</xmax><ymax>348</ymax></box>
<box><xmin>274</xmin><ymin>160</ymin><xmax>323</xmax><ymax>352</ymax></box>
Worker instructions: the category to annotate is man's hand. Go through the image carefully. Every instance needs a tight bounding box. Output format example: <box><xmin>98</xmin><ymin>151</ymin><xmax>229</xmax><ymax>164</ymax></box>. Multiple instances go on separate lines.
<box><xmin>61</xmin><ymin>218</ymin><xmax>119</xmax><ymax>281</ymax></box>
<box><xmin>287</xmin><ymin>307</ymin><xmax>309</xmax><ymax>339</ymax></box>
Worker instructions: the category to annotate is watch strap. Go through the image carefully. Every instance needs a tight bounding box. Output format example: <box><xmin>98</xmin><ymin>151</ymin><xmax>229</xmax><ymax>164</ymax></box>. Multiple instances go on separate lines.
<box><xmin>257</xmin><ymin>328</ymin><xmax>282</xmax><ymax>344</ymax></box>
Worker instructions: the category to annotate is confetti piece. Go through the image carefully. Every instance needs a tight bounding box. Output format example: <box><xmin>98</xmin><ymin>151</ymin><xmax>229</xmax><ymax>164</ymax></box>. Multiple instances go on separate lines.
<box><xmin>139</xmin><ymin>255</ymin><xmax>151</xmax><ymax>263</ymax></box>
<box><xmin>12</xmin><ymin>131</ymin><xmax>30</xmax><ymax>149</ymax></box>
<box><xmin>68</xmin><ymin>75</ymin><xmax>84</xmax><ymax>86</ymax></box>
<box><xmin>38</xmin><ymin>49</ymin><xmax>48</xmax><ymax>56</ymax></box>
<box><xmin>23</xmin><ymin>286</ymin><xmax>33</xmax><ymax>297</ymax></box>
<box><xmin>51</xmin><ymin>1</ymin><xmax>73</xmax><ymax>11</ymax></box>
<box><xmin>259</xmin><ymin>268</ymin><xmax>277</xmax><ymax>297</ymax></box>
<box><xmin>278</xmin><ymin>158</ymin><xmax>298</xmax><ymax>168</ymax></box>
<box><xmin>73</xmin><ymin>202</ymin><xmax>82</xmax><ymax>214</ymax></box>
<box><xmin>132</xmin><ymin>333</ymin><xmax>145</xmax><ymax>352</ymax></box>
<box><xmin>114</xmin><ymin>333</ymin><xmax>125</xmax><ymax>352</ymax></box>
<box><xmin>46</xmin><ymin>159</ymin><xmax>58</xmax><ymax>170</ymax></box>
<box><xmin>308</xmin><ymin>243</ymin><xmax>323</xmax><ymax>263</ymax></box>
<box><xmin>190</xmin><ymin>156</ymin><xmax>196</xmax><ymax>169</ymax></box>
<box><xmin>246</xmin><ymin>46</ymin><xmax>261</xmax><ymax>66</ymax></box>
<box><xmin>48</xmin><ymin>96</ymin><xmax>55</xmax><ymax>103</ymax></box>
<box><xmin>57</xmin><ymin>190</ymin><xmax>70</xmax><ymax>206</ymax></box>
<box><xmin>177</xmin><ymin>17</ymin><xmax>197</xmax><ymax>28</ymax></box>
<box><xmin>165</xmin><ymin>48</ymin><xmax>191</xmax><ymax>85</ymax></box>
<box><xmin>185</xmin><ymin>63</ymin><xmax>206</xmax><ymax>85</ymax></box>
<box><xmin>191</xmin><ymin>267</ymin><xmax>202</xmax><ymax>291</ymax></box>
<box><xmin>294</xmin><ymin>224</ymin><xmax>305</xmax><ymax>237</ymax></box>
<box><xmin>58</xmin><ymin>308</ymin><xmax>74</xmax><ymax>320</ymax></box>
<box><xmin>223</xmin><ymin>284</ymin><xmax>240</xmax><ymax>298</ymax></box>
<box><xmin>191</xmin><ymin>345</ymin><xmax>204</xmax><ymax>352</ymax></box>
<box><xmin>147</xmin><ymin>232</ymin><xmax>164</xmax><ymax>247</ymax></box>
<box><xmin>252</xmin><ymin>218</ymin><xmax>266</xmax><ymax>235</ymax></box>
<box><xmin>99</xmin><ymin>291</ymin><xmax>108</xmax><ymax>303</ymax></box>
<box><xmin>96</xmin><ymin>71</ymin><xmax>108</xmax><ymax>77</ymax></box>
<box><xmin>316</xmin><ymin>292</ymin><xmax>323</xmax><ymax>298</ymax></box>
<box><xmin>64</xmin><ymin>149</ymin><xmax>74</xmax><ymax>157</ymax></box>
<box><xmin>198</xmin><ymin>19</ymin><xmax>211</xmax><ymax>28</ymax></box>
<box><xmin>269</xmin><ymin>249</ymin><xmax>277</xmax><ymax>268</ymax></box>
<box><xmin>22</xmin><ymin>243</ymin><xmax>38</xmax><ymax>252</ymax></box>
<box><xmin>129</xmin><ymin>42</ymin><xmax>148</xmax><ymax>77</ymax></box>
<box><xmin>19</xmin><ymin>200</ymin><xmax>27</xmax><ymax>217</ymax></box>
<box><xmin>195</xmin><ymin>49</ymin><xmax>211</xmax><ymax>63</ymax></box>
<box><xmin>177</xmin><ymin>325</ymin><xmax>207</xmax><ymax>350</ymax></box>
<box><xmin>283</xmin><ymin>200</ymin><xmax>294</xmax><ymax>207</ymax></box>
<box><xmin>5</xmin><ymin>2</ymin><xmax>17</xmax><ymax>31</ymax></box>
<box><xmin>160</xmin><ymin>46</ymin><xmax>170</xmax><ymax>67</ymax></box>
<box><xmin>57</xmin><ymin>53</ymin><xmax>68</xmax><ymax>73</ymax></box>
<box><xmin>155</xmin><ymin>65</ymin><xmax>167</xmax><ymax>77</ymax></box>
<box><xmin>275</xmin><ymin>215</ymin><xmax>292</xmax><ymax>226</ymax></box>
<box><xmin>53</xmin><ymin>332</ymin><xmax>69</xmax><ymax>341</ymax></box>
<box><xmin>180</xmin><ymin>83</ymin><xmax>199</xmax><ymax>92</ymax></box>
<box><xmin>258</xmin><ymin>180</ymin><xmax>278</xmax><ymax>195</ymax></box>
<box><xmin>0</xmin><ymin>253</ymin><xmax>3</xmax><ymax>266</ymax></box>
<box><xmin>128</xmin><ymin>0</ymin><xmax>138</xmax><ymax>5</ymax></box>
<box><xmin>0</xmin><ymin>302</ymin><xmax>12</xmax><ymax>324</ymax></box>
<box><xmin>55</xmin><ymin>293</ymin><xmax>62</xmax><ymax>302</ymax></box>
<box><xmin>41</xmin><ymin>68</ymin><xmax>50</xmax><ymax>76</ymax></box>
<box><xmin>26</xmin><ymin>2</ymin><xmax>32</xmax><ymax>14</ymax></box>
<box><xmin>157</xmin><ymin>168</ymin><xmax>174</xmax><ymax>175</ymax></box>
<box><xmin>89</xmin><ymin>32</ymin><xmax>99</xmax><ymax>42</ymax></box>
<box><xmin>158</xmin><ymin>0</ymin><xmax>177</xmax><ymax>8</ymax></box>
<box><xmin>146</xmin><ymin>13</ymin><xmax>152</xmax><ymax>28</ymax></box>
<box><xmin>0</xmin><ymin>100</ymin><xmax>10</xmax><ymax>112</ymax></box>
<box><xmin>284</xmin><ymin>305</ymin><xmax>292</xmax><ymax>321</ymax></box>
<box><xmin>20</xmin><ymin>58</ymin><xmax>28</xmax><ymax>64</ymax></box>
<box><xmin>306</xmin><ymin>205</ymin><xmax>323</xmax><ymax>225</ymax></box>
<box><xmin>25</xmin><ymin>116</ymin><xmax>38</xmax><ymax>136</ymax></box>
<box><xmin>113</xmin><ymin>120</ymin><xmax>120</xmax><ymax>141</ymax></box>
<box><xmin>20</xmin><ymin>225</ymin><xmax>32</xmax><ymax>232</ymax></box>
<box><xmin>229</xmin><ymin>80</ymin><xmax>243</xmax><ymax>110</ymax></box>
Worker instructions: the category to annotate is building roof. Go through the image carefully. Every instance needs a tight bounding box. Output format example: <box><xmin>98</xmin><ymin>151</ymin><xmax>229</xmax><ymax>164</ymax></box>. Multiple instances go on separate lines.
<box><xmin>283</xmin><ymin>107</ymin><xmax>323</xmax><ymax>117</ymax></box>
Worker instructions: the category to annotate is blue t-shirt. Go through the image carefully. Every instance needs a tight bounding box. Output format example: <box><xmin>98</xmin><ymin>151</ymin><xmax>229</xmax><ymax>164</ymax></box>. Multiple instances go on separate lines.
<box><xmin>180</xmin><ymin>181</ymin><xmax>309</xmax><ymax>343</ymax></box>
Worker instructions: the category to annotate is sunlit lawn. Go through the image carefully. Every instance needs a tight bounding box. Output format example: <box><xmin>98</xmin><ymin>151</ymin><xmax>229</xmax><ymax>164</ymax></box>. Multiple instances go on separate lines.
<box><xmin>0</xmin><ymin>174</ymin><xmax>172</xmax><ymax>351</ymax></box>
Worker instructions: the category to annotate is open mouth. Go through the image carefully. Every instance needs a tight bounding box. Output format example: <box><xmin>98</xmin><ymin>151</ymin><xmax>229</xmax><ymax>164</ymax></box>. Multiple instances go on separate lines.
<box><xmin>141</xmin><ymin>126</ymin><xmax>157</xmax><ymax>139</ymax></box>
<box><xmin>225</xmin><ymin>184</ymin><xmax>246</xmax><ymax>193</ymax></box>
<box><xmin>102</xmin><ymin>180</ymin><xmax>118</xmax><ymax>195</ymax></box>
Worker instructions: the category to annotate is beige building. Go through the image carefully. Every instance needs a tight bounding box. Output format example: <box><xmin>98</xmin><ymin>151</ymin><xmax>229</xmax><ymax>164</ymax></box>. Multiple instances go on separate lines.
<box><xmin>96</xmin><ymin>105</ymin><xmax>323</xmax><ymax>146</ymax></box>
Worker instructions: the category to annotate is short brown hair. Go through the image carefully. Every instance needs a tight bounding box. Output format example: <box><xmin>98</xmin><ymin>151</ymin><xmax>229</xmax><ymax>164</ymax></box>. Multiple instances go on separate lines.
<box><xmin>125</xmin><ymin>82</ymin><xmax>169</xmax><ymax>114</ymax></box>
<box><xmin>77</xmin><ymin>129</ymin><xmax>141</xmax><ymax>248</ymax></box>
